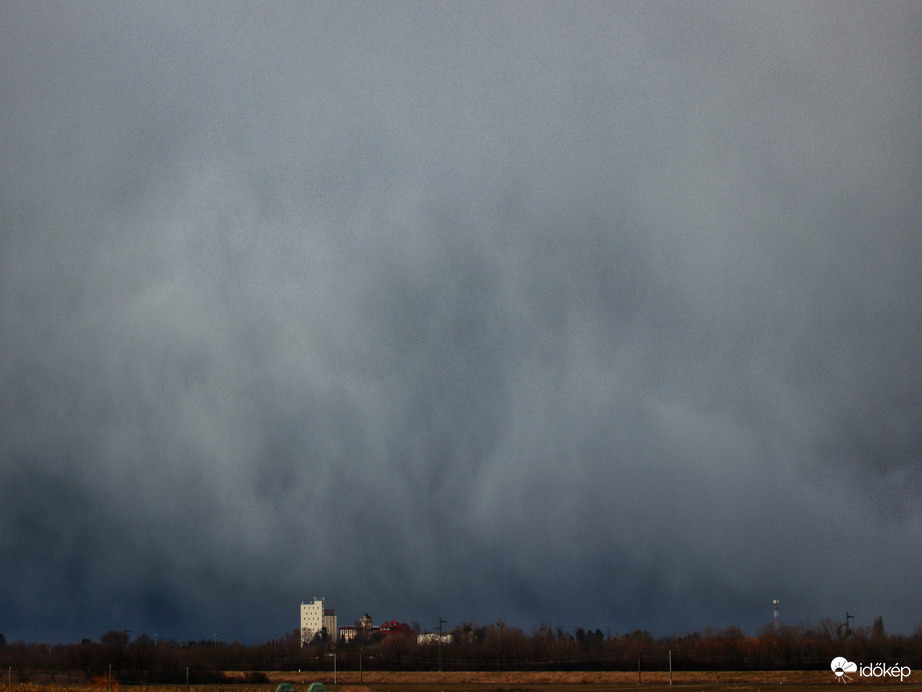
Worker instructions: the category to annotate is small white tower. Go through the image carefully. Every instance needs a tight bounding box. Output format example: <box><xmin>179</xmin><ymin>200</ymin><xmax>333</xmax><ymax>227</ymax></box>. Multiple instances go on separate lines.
<box><xmin>773</xmin><ymin>599</ymin><xmax>781</xmax><ymax>633</ymax></box>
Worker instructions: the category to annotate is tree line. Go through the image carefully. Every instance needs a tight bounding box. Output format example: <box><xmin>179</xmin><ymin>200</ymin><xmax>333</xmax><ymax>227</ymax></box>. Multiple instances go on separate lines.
<box><xmin>2</xmin><ymin>617</ymin><xmax>921</xmax><ymax>684</ymax></box>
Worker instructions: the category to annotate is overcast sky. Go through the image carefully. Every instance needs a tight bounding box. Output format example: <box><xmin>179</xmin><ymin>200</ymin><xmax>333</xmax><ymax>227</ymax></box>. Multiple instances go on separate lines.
<box><xmin>2</xmin><ymin>2</ymin><xmax>921</xmax><ymax>645</ymax></box>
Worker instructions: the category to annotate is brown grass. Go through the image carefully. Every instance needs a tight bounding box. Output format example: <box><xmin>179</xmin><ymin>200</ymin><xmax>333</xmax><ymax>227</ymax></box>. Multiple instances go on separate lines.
<box><xmin>226</xmin><ymin>668</ymin><xmax>916</xmax><ymax>688</ymax></box>
<box><xmin>252</xmin><ymin>669</ymin><xmax>827</xmax><ymax>684</ymax></box>
<box><xmin>4</xmin><ymin>668</ymin><xmax>919</xmax><ymax>692</ymax></box>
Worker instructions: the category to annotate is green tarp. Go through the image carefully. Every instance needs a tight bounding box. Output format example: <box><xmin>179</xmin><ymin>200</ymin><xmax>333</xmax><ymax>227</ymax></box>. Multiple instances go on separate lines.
<box><xmin>275</xmin><ymin>684</ymin><xmax>295</xmax><ymax>692</ymax></box>
<box><xmin>308</xmin><ymin>683</ymin><xmax>326</xmax><ymax>692</ymax></box>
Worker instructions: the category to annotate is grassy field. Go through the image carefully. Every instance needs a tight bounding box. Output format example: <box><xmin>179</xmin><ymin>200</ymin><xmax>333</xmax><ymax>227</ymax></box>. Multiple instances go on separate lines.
<box><xmin>240</xmin><ymin>669</ymin><xmax>920</xmax><ymax>692</ymax></box>
<box><xmin>4</xmin><ymin>669</ymin><xmax>920</xmax><ymax>692</ymax></box>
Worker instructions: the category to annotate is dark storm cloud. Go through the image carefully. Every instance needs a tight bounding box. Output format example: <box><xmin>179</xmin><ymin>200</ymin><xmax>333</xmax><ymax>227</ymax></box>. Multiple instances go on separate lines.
<box><xmin>2</xmin><ymin>2</ymin><xmax>921</xmax><ymax>643</ymax></box>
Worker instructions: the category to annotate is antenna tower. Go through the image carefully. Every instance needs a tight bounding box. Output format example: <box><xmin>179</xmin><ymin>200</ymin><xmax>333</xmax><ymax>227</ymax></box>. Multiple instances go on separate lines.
<box><xmin>773</xmin><ymin>600</ymin><xmax>780</xmax><ymax>633</ymax></box>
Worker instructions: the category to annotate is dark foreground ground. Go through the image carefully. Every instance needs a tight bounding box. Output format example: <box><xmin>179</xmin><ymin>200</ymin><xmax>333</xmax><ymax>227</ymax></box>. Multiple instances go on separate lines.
<box><xmin>240</xmin><ymin>669</ymin><xmax>921</xmax><ymax>692</ymax></box>
<box><xmin>4</xmin><ymin>669</ymin><xmax>922</xmax><ymax>692</ymax></box>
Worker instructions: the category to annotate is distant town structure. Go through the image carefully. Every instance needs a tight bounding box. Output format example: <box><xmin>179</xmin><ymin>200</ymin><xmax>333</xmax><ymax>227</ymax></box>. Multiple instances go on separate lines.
<box><xmin>418</xmin><ymin>631</ymin><xmax>453</xmax><ymax>645</ymax></box>
<box><xmin>339</xmin><ymin>613</ymin><xmax>413</xmax><ymax>642</ymax></box>
<box><xmin>339</xmin><ymin>613</ymin><xmax>370</xmax><ymax>643</ymax></box>
<box><xmin>300</xmin><ymin>602</ymin><xmax>422</xmax><ymax>645</ymax></box>
<box><xmin>300</xmin><ymin>598</ymin><xmax>337</xmax><ymax>646</ymax></box>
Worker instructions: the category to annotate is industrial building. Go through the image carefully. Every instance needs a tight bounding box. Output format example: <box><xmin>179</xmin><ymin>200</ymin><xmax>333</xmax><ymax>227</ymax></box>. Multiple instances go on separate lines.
<box><xmin>300</xmin><ymin>598</ymin><xmax>337</xmax><ymax>645</ymax></box>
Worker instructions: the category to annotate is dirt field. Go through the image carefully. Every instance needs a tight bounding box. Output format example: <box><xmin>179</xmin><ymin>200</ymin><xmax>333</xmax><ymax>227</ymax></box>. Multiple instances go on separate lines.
<box><xmin>229</xmin><ymin>669</ymin><xmax>920</xmax><ymax>691</ymax></box>
<box><xmin>250</xmin><ymin>669</ymin><xmax>832</xmax><ymax>685</ymax></box>
<box><xmin>4</xmin><ymin>669</ymin><xmax>920</xmax><ymax>692</ymax></box>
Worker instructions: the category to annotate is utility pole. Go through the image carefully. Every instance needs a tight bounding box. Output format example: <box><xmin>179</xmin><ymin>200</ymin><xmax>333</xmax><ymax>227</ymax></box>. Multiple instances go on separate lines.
<box><xmin>438</xmin><ymin>617</ymin><xmax>447</xmax><ymax>672</ymax></box>
<box><xmin>845</xmin><ymin>612</ymin><xmax>854</xmax><ymax>656</ymax></box>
